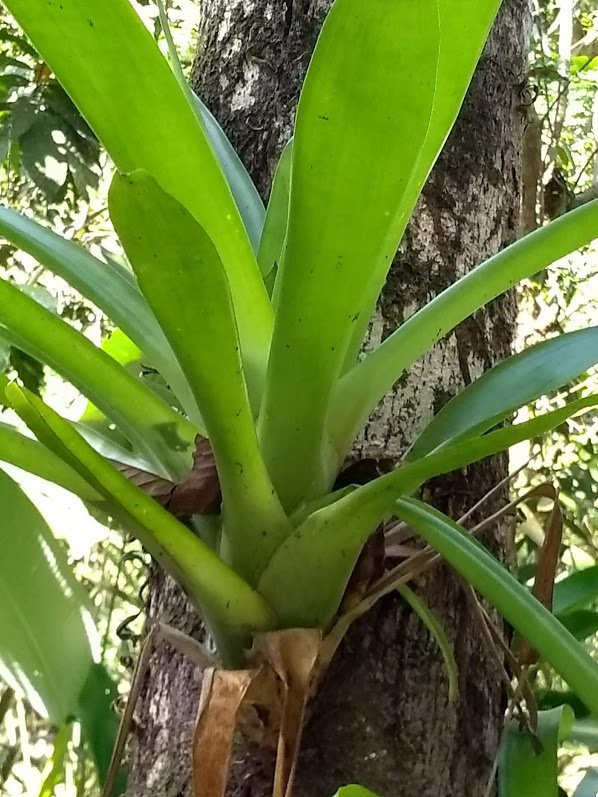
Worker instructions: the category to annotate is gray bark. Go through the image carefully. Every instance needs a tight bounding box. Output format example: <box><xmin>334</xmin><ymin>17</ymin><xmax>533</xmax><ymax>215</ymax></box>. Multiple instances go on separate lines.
<box><xmin>128</xmin><ymin>2</ymin><xmax>531</xmax><ymax>795</ymax></box>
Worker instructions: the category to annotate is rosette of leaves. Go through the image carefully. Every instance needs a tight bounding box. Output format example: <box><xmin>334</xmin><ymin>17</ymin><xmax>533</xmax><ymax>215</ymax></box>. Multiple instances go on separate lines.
<box><xmin>0</xmin><ymin>0</ymin><xmax>598</xmax><ymax>721</ymax></box>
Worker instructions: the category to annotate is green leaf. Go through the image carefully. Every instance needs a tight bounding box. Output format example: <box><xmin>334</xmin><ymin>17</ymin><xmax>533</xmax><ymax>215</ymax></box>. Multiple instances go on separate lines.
<box><xmin>0</xmin><ymin>469</ymin><xmax>96</xmax><ymax>721</ymax></box>
<box><xmin>407</xmin><ymin>327</ymin><xmax>598</xmax><ymax>460</ymax></box>
<box><xmin>192</xmin><ymin>93</ymin><xmax>265</xmax><ymax>254</ymax></box>
<box><xmin>109</xmin><ymin>171</ymin><xmax>290</xmax><ymax>581</ymax></box>
<box><xmin>258</xmin><ymin>0</ymin><xmax>440</xmax><ymax>509</ymax></box>
<box><xmin>499</xmin><ymin>707</ymin><xmax>573</xmax><ymax>797</ymax></box>
<box><xmin>0</xmin><ymin>277</ymin><xmax>198</xmax><ymax>478</ymax></box>
<box><xmin>37</xmin><ymin>723</ymin><xmax>71</xmax><ymax>797</ymax></box>
<box><xmin>333</xmin><ymin>199</ymin><xmax>598</xmax><ymax>459</ymax></box>
<box><xmin>0</xmin><ymin>205</ymin><xmax>199</xmax><ymax>423</ymax></box>
<box><xmin>397</xmin><ymin>584</ymin><xmax>458</xmax><ymax>703</ymax></box>
<box><xmin>396</xmin><ymin>500</ymin><xmax>598</xmax><ymax>717</ymax></box>
<box><xmin>570</xmin><ymin>717</ymin><xmax>598</xmax><ymax>751</ymax></box>
<box><xmin>4</xmin><ymin>0</ymin><xmax>272</xmax><ymax>381</ymax></box>
<box><xmin>553</xmin><ymin>566</ymin><xmax>598</xmax><ymax>616</ymax></box>
<box><xmin>333</xmin><ymin>788</ymin><xmax>381</xmax><ymax>797</ymax></box>
<box><xmin>342</xmin><ymin>0</ymin><xmax>504</xmax><ymax>369</ymax></box>
<box><xmin>20</xmin><ymin>116</ymin><xmax>68</xmax><ymax>198</ymax></box>
<box><xmin>557</xmin><ymin>610</ymin><xmax>598</xmax><ymax>641</ymax></box>
<box><xmin>77</xmin><ymin>664</ymin><xmax>126</xmax><ymax>793</ymax></box>
<box><xmin>0</xmin><ymin>421</ymin><xmax>100</xmax><ymax>501</ymax></box>
<box><xmin>259</xmin><ymin>394</ymin><xmax>598</xmax><ymax>627</ymax></box>
<box><xmin>153</xmin><ymin>0</ymin><xmax>265</xmax><ymax>252</ymax></box>
<box><xmin>259</xmin><ymin>138</ymin><xmax>292</xmax><ymax>283</ymax></box>
<box><xmin>6</xmin><ymin>383</ymin><xmax>277</xmax><ymax>651</ymax></box>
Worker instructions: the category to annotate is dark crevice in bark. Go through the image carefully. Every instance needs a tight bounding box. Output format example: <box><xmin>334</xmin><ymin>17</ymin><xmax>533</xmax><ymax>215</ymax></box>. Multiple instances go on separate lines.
<box><xmin>128</xmin><ymin>2</ymin><xmax>531</xmax><ymax>795</ymax></box>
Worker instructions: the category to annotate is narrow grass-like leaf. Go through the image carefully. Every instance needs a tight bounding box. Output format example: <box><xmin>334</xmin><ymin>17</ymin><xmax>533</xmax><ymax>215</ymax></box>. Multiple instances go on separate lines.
<box><xmin>499</xmin><ymin>707</ymin><xmax>573</xmax><ymax>797</ymax></box>
<box><xmin>0</xmin><ymin>422</ymin><xmax>100</xmax><ymax>500</ymax></box>
<box><xmin>397</xmin><ymin>584</ymin><xmax>458</xmax><ymax>702</ymax></box>
<box><xmin>6</xmin><ymin>384</ymin><xmax>277</xmax><ymax>651</ymax></box>
<box><xmin>259</xmin><ymin>395</ymin><xmax>598</xmax><ymax>627</ymax></box>
<box><xmin>260</xmin><ymin>139</ymin><xmax>292</xmax><ymax>282</ymax></box>
<box><xmin>192</xmin><ymin>94</ymin><xmax>265</xmax><ymax>253</ymax></box>
<box><xmin>37</xmin><ymin>723</ymin><xmax>71</xmax><ymax>797</ymax></box>
<box><xmin>0</xmin><ymin>206</ymin><xmax>199</xmax><ymax>423</ymax></box>
<box><xmin>553</xmin><ymin>566</ymin><xmax>598</xmax><ymax>615</ymax></box>
<box><xmin>4</xmin><ymin>0</ymin><xmax>272</xmax><ymax>380</ymax></box>
<box><xmin>407</xmin><ymin>327</ymin><xmax>598</xmax><ymax>460</ymax></box>
<box><xmin>258</xmin><ymin>0</ymin><xmax>439</xmax><ymax>509</ymax></box>
<box><xmin>109</xmin><ymin>171</ymin><xmax>290</xmax><ymax>580</ymax></box>
<box><xmin>0</xmin><ymin>277</ymin><xmax>197</xmax><ymax>478</ymax></box>
<box><xmin>0</xmin><ymin>469</ymin><xmax>96</xmax><ymax>721</ymax></box>
<box><xmin>395</xmin><ymin>500</ymin><xmax>598</xmax><ymax>716</ymax></box>
<box><xmin>333</xmin><ymin>200</ymin><xmax>598</xmax><ymax>459</ymax></box>
<box><xmin>342</xmin><ymin>0</ymin><xmax>504</xmax><ymax>369</ymax></box>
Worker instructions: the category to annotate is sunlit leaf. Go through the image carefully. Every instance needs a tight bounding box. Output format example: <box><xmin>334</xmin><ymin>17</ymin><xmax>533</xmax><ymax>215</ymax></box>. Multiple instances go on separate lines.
<box><xmin>0</xmin><ymin>469</ymin><xmax>96</xmax><ymax>721</ymax></box>
<box><xmin>407</xmin><ymin>327</ymin><xmax>598</xmax><ymax>460</ymax></box>
<box><xmin>259</xmin><ymin>0</ymin><xmax>440</xmax><ymax>509</ymax></box>
<box><xmin>334</xmin><ymin>200</ymin><xmax>598</xmax><ymax>459</ymax></box>
<box><xmin>0</xmin><ymin>277</ymin><xmax>197</xmax><ymax>478</ymax></box>
<box><xmin>3</xmin><ymin>0</ymin><xmax>273</xmax><ymax>382</ymax></box>
<box><xmin>6</xmin><ymin>383</ymin><xmax>276</xmax><ymax>649</ymax></box>
<box><xmin>260</xmin><ymin>394</ymin><xmax>598</xmax><ymax>627</ymax></box>
<box><xmin>109</xmin><ymin>171</ymin><xmax>290</xmax><ymax>580</ymax></box>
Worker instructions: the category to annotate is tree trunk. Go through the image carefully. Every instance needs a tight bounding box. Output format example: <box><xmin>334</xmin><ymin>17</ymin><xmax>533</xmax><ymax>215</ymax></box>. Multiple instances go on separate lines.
<box><xmin>128</xmin><ymin>2</ymin><xmax>531</xmax><ymax>795</ymax></box>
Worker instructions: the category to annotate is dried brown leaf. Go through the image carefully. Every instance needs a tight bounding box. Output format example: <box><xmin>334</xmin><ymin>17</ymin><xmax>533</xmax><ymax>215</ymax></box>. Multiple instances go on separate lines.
<box><xmin>192</xmin><ymin>668</ymin><xmax>257</xmax><ymax>797</ymax></box>
<box><xmin>519</xmin><ymin>485</ymin><xmax>562</xmax><ymax>666</ymax></box>
<box><xmin>252</xmin><ymin>629</ymin><xmax>322</xmax><ymax>797</ymax></box>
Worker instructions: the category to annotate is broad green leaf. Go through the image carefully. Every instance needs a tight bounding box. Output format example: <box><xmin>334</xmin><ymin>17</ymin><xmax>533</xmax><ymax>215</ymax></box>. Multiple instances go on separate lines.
<box><xmin>558</xmin><ymin>610</ymin><xmax>598</xmax><ymax>641</ymax></box>
<box><xmin>342</xmin><ymin>0</ymin><xmax>504</xmax><ymax>369</ymax></box>
<box><xmin>260</xmin><ymin>139</ymin><xmax>293</xmax><ymax>283</ymax></box>
<box><xmin>407</xmin><ymin>327</ymin><xmax>598</xmax><ymax>460</ymax></box>
<box><xmin>333</xmin><ymin>199</ymin><xmax>598</xmax><ymax>459</ymax></box>
<box><xmin>153</xmin><ymin>0</ymin><xmax>265</xmax><ymax>252</ymax></box>
<box><xmin>0</xmin><ymin>205</ymin><xmax>199</xmax><ymax>423</ymax></box>
<box><xmin>260</xmin><ymin>394</ymin><xmax>598</xmax><ymax>627</ymax></box>
<box><xmin>333</xmin><ymin>788</ymin><xmax>381</xmax><ymax>797</ymax></box>
<box><xmin>77</xmin><ymin>664</ymin><xmax>126</xmax><ymax>793</ymax></box>
<box><xmin>396</xmin><ymin>500</ymin><xmax>598</xmax><ymax>716</ymax></box>
<box><xmin>109</xmin><ymin>171</ymin><xmax>290</xmax><ymax>581</ymax></box>
<box><xmin>6</xmin><ymin>383</ymin><xmax>277</xmax><ymax>649</ymax></box>
<box><xmin>4</xmin><ymin>0</ymin><xmax>272</xmax><ymax>381</ymax></box>
<box><xmin>0</xmin><ymin>277</ymin><xmax>197</xmax><ymax>479</ymax></box>
<box><xmin>397</xmin><ymin>584</ymin><xmax>458</xmax><ymax>702</ymax></box>
<box><xmin>499</xmin><ymin>707</ymin><xmax>573</xmax><ymax>797</ymax></box>
<box><xmin>258</xmin><ymin>0</ymin><xmax>440</xmax><ymax>510</ymax></box>
<box><xmin>0</xmin><ymin>469</ymin><xmax>96</xmax><ymax>721</ymax></box>
<box><xmin>553</xmin><ymin>566</ymin><xmax>598</xmax><ymax>615</ymax></box>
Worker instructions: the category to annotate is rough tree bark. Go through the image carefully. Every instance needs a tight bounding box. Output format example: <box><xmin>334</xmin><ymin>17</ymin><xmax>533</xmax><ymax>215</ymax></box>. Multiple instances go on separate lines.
<box><xmin>128</xmin><ymin>2</ymin><xmax>531</xmax><ymax>795</ymax></box>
